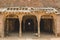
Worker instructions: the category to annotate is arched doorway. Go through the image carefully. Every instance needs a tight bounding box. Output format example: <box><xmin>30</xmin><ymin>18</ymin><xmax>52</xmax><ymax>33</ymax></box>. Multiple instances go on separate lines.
<box><xmin>22</xmin><ymin>15</ymin><xmax>38</xmax><ymax>37</ymax></box>
<box><xmin>40</xmin><ymin>15</ymin><xmax>54</xmax><ymax>35</ymax></box>
<box><xmin>25</xmin><ymin>18</ymin><xmax>34</xmax><ymax>32</ymax></box>
<box><xmin>4</xmin><ymin>14</ymin><xmax>20</xmax><ymax>37</ymax></box>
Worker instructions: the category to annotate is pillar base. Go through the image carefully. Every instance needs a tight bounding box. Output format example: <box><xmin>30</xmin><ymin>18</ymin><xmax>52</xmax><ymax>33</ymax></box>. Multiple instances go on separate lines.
<box><xmin>38</xmin><ymin>33</ymin><xmax>40</xmax><ymax>37</ymax></box>
<box><xmin>19</xmin><ymin>33</ymin><xmax>22</xmax><ymax>37</ymax></box>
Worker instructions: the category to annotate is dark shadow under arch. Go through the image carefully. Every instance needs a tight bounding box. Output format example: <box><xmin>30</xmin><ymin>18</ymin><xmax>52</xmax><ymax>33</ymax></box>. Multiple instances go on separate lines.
<box><xmin>22</xmin><ymin>15</ymin><xmax>38</xmax><ymax>33</ymax></box>
<box><xmin>40</xmin><ymin>15</ymin><xmax>54</xmax><ymax>34</ymax></box>
<box><xmin>4</xmin><ymin>15</ymin><xmax>20</xmax><ymax>37</ymax></box>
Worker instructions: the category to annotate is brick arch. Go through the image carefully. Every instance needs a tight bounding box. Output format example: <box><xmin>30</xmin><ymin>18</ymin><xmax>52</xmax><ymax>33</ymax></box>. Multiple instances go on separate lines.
<box><xmin>4</xmin><ymin>14</ymin><xmax>20</xmax><ymax>37</ymax></box>
<box><xmin>5</xmin><ymin>14</ymin><xmax>19</xmax><ymax>18</ymax></box>
<box><xmin>40</xmin><ymin>15</ymin><xmax>55</xmax><ymax>35</ymax></box>
<box><xmin>40</xmin><ymin>15</ymin><xmax>54</xmax><ymax>19</ymax></box>
<box><xmin>22</xmin><ymin>15</ymin><xmax>37</xmax><ymax>21</ymax></box>
<box><xmin>22</xmin><ymin>15</ymin><xmax>38</xmax><ymax>33</ymax></box>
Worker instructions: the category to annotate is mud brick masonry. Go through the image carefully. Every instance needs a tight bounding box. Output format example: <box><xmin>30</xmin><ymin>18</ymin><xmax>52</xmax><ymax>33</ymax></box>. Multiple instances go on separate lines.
<box><xmin>0</xmin><ymin>7</ymin><xmax>59</xmax><ymax>37</ymax></box>
<box><xmin>0</xmin><ymin>0</ymin><xmax>60</xmax><ymax>38</ymax></box>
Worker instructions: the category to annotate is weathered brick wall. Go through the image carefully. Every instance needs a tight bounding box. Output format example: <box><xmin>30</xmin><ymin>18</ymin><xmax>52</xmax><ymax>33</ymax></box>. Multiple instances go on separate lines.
<box><xmin>0</xmin><ymin>0</ymin><xmax>60</xmax><ymax>8</ymax></box>
<box><xmin>0</xmin><ymin>14</ymin><xmax>4</xmax><ymax>37</ymax></box>
<box><xmin>56</xmin><ymin>15</ymin><xmax>60</xmax><ymax>33</ymax></box>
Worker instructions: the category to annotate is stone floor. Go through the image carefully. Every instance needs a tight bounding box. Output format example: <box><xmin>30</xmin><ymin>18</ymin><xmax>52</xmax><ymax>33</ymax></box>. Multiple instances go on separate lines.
<box><xmin>0</xmin><ymin>37</ymin><xmax>60</xmax><ymax>40</ymax></box>
<box><xmin>0</xmin><ymin>33</ymin><xmax>60</xmax><ymax>40</ymax></box>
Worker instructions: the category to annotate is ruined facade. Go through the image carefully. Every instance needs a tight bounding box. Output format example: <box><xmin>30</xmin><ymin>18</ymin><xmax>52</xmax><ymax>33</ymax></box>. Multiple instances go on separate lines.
<box><xmin>0</xmin><ymin>7</ymin><xmax>59</xmax><ymax>37</ymax></box>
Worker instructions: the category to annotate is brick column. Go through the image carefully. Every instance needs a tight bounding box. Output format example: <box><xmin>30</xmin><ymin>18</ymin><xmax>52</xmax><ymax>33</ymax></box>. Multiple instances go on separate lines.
<box><xmin>19</xmin><ymin>16</ymin><xmax>22</xmax><ymax>37</ymax></box>
<box><xmin>0</xmin><ymin>15</ymin><xmax>5</xmax><ymax>37</ymax></box>
<box><xmin>54</xmin><ymin>17</ymin><xmax>57</xmax><ymax>37</ymax></box>
<box><xmin>37</xmin><ymin>16</ymin><xmax>41</xmax><ymax>37</ymax></box>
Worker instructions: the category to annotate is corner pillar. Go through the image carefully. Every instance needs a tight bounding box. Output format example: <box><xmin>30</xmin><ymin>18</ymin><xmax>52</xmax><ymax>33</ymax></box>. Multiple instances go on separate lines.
<box><xmin>19</xmin><ymin>15</ymin><xmax>23</xmax><ymax>37</ymax></box>
<box><xmin>37</xmin><ymin>15</ymin><xmax>41</xmax><ymax>37</ymax></box>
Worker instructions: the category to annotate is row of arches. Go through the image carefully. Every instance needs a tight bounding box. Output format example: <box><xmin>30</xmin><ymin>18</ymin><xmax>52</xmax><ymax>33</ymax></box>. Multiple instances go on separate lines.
<box><xmin>4</xmin><ymin>14</ymin><xmax>55</xmax><ymax>37</ymax></box>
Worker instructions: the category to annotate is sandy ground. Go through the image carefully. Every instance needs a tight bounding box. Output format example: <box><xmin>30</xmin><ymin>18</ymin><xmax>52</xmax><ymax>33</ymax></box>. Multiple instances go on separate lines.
<box><xmin>0</xmin><ymin>37</ymin><xmax>60</xmax><ymax>40</ymax></box>
<box><xmin>0</xmin><ymin>33</ymin><xmax>60</xmax><ymax>40</ymax></box>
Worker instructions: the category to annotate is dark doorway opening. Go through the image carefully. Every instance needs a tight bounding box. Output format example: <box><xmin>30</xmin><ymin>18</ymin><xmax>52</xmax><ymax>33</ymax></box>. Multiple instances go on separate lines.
<box><xmin>22</xmin><ymin>18</ymin><xmax>37</xmax><ymax>33</ymax></box>
<box><xmin>5</xmin><ymin>18</ymin><xmax>20</xmax><ymax>36</ymax></box>
<box><xmin>40</xmin><ymin>18</ymin><xmax>54</xmax><ymax>34</ymax></box>
<box><xmin>22</xmin><ymin>16</ymin><xmax>38</xmax><ymax>37</ymax></box>
<box><xmin>25</xmin><ymin>18</ymin><xmax>34</xmax><ymax>32</ymax></box>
